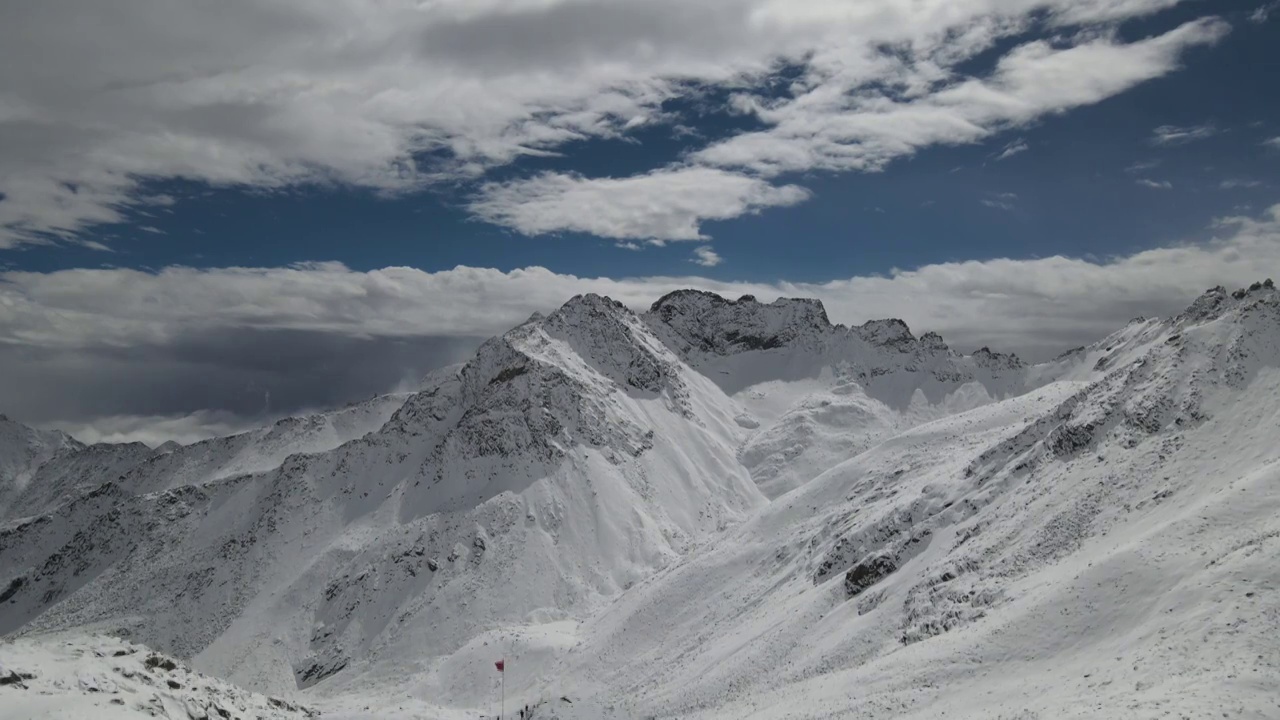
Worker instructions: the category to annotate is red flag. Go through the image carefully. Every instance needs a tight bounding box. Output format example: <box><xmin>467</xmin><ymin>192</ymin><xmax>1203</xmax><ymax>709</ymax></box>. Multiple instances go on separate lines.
<box><xmin>495</xmin><ymin>659</ymin><xmax>504</xmax><ymax>672</ymax></box>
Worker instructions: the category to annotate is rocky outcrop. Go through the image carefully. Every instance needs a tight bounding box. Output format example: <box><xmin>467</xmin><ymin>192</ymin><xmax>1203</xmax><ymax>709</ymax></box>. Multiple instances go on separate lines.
<box><xmin>646</xmin><ymin>290</ymin><xmax>831</xmax><ymax>356</ymax></box>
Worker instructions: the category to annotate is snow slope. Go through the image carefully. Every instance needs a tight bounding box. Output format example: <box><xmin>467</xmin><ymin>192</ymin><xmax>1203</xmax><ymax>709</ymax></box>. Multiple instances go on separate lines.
<box><xmin>647</xmin><ymin>290</ymin><xmax>1052</xmax><ymax>498</ymax></box>
<box><xmin>0</xmin><ymin>633</ymin><xmax>318</xmax><ymax>719</ymax></box>
<box><xmin>2</xmin><ymin>282</ymin><xmax>1278</xmax><ymax>719</ymax></box>
<box><xmin>0</xmin><ymin>294</ymin><xmax>765</xmax><ymax>702</ymax></box>
<box><xmin>0</xmin><ymin>417</ymin><xmax>83</xmax><ymax>519</ymax></box>
<box><xmin>0</xmin><ymin>393</ymin><xmax>410</xmax><ymax>524</ymax></box>
<box><xmin>112</xmin><ymin>392</ymin><xmax>412</xmax><ymax>497</ymax></box>
<box><xmin>536</xmin><ymin>281</ymin><xmax>1280</xmax><ymax>719</ymax></box>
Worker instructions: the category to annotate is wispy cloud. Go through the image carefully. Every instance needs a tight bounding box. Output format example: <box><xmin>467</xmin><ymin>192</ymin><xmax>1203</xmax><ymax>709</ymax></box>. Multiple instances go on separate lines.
<box><xmin>1264</xmin><ymin>137</ymin><xmax>1280</xmax><ymax>149</ymax></box>
<box><xmin>1125</xmin><ymin>160</ymin><xmax>1162</xmax><ymax>173</ymax></box>
<box><xmin>1221</xmin><ymin>179</ymin><xmax>1263</xmax><ymax>189</ymax></box>
<box><xmin>1136</xmin><ymin>178</ymin><xmax>1174</xmax><ymax>189</ymax></box>
<box><xmin>994</xmin><ymin>139</ymin><xmax>1029</xmax><ymax>161</ymax></box>
<box><xmin>1250</xmin><ymin>1</ymin><xmax>1280</xmax><ymax>23</ymax></box>
<box><xmin>691</xmin><ymin>246</ymin><xmax>723</xmax><ymax>267</ymax></box>
<box><xmin>981</xmin><ymin>192</ymin><xmax>1018</xmax><ymax>211</ymax></box>
<box><xmin>1151</xmin><ymin>123</ymin><xmax>1219</xmax><ymax>146</ymax></box>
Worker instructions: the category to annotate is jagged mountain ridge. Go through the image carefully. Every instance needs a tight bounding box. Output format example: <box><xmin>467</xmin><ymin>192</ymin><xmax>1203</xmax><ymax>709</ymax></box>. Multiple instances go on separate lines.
<box><xmin>644</xmin><ymin>290</ymin><xmax>1038</xmax><ymax>497</ymax></box>
<box><xmin>0</xmin><ymin>290</ymin><xmax>1044</xmax><ymax>699</ymax></box>
<box><xmin>0</xmin><ymin>417</ymin><xmax>84</xmax><ymax>518</ymax></box>
<box><xmin>2</xmin><ymin>282</ymin><xmax>1276</xmax><ymax>719</ymax></box>
<box><xmin>1</xmin><ymin>291</ymin><xmax>767</xmax><ymax>697</ymax></box>
<box><xmin>0</xmin><ymin>392</ymin><xmax>411</xmax><ymax>523</ymax></box>
<box><xmin>542</xmin><ymin>280</ymin><xmax>1280</xmax><ymax>719</ymax></box>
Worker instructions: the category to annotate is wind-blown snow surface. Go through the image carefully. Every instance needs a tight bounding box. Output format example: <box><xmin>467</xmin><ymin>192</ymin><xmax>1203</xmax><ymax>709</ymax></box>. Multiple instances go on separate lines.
<box><xmin>3</xmin><ymin>283</ymin><xmax>1279</xmax><ymax>719</ymax></box>
<box><xmin>0</xmin><ymin>633</ymin><xmax>317</xmax><ymax>719</ymax></box>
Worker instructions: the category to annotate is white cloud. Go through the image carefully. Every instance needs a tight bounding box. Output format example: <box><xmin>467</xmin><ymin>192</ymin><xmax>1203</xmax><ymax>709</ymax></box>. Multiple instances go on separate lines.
<box><xmin>1221</xmin><ymin>179</ymin><xmax>1263</xmax><ymax>189</ymax></box>
<box><xmin>692</xmin><ymin>246</ymin><xmax>723</xmax><ymax>267</ymax></box>
<box><xmin>1125</xmin><ymin>160</ymin><xmax>1161</xmax><ymax>173</ymax></box>
<box><xmin>469</xmin><ymin>167</ymin><xmax>809</xmax><ymax>242</ymax></box>
<box><xmin>1264</xmin><ymin>137</ymin><xmax>1280</xmax><ymax>149</ymax></box>
<box><xmin>693</xmin><ymin>17</ymin><xmax>1228</xmax><ymax>176</ymax></box>
<box><xmin>1150</xmin><ymin>123</ymin><xmax>1219</xmax><ymax>146</ymax></box>
<box><xmin>1251</xmin><ymin>1</ymin><xmax>1280</xmax><ymax>23</ymax></box>
<box><xmin>982</xmin><ymin>192</ymin><xmax>1018</xmax><ymax>211</ymax></box>
<box><xmin>46</xmin><ymin>412</ymin><xmax>252</xmax><ymax>447</ymax></box>
<box><xmin>0</xmin><ymin>0</ymin><xmax>1226</xmax><ymax>248</ymax></box>
<box><xmin>5</xmin><ymin>202</ymin><xmax>1279</xmax><ymax>366</ymax></box>
<box><xmin>1136</xmin><ymin>178</ymin><xmax>1174</xmax><ymax>189</ymax></box>
<box><xmin>994</xmin><ymin>139</ymin><xmax>1029</xmax><ymax>161</ymax></box>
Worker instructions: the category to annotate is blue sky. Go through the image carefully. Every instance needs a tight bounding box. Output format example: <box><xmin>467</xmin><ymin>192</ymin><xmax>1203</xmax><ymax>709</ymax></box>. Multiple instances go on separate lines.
<box><xmin>4</xmin><ymin>0</ymin><xmax>1276</xmax><ymax>282</ymax></box>
<box><xmin>1</xmin><ymin>0</ymin><xmax>1279</xmax><ymax>441</ymax></box>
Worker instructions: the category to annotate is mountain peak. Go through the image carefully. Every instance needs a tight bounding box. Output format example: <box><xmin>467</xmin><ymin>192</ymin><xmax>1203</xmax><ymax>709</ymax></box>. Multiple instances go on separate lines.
<box><xmin>854</xmin><ymin>318</ymin><xmax>915</xmax><ymax>348</ymax></box>
<box><xmin>972</xmin><ymin>345</ymin><xmax>1025</xmax><ymax>370</ymax></box>
<box><xmin>561</xmin><ymin>292</ymin><xmax>630</xmax><ymax>315</ymax></box>
<box><xmin>1178</xmin><ymin>279</ymin><xmax>1277</xmax><ymax>324</ymax></box>
<box><xmin>646</xmin><ymin>290</ymin><xmax>830</xmax><ymax>355</ymax></box>
<box><xmin>649</xmin><ymin>290</ymin><xmax>830</xmax><ymax>324</ymax></box>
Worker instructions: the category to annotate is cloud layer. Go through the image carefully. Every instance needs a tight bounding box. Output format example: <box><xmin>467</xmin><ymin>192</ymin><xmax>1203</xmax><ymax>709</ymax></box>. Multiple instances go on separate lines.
<box><xmin>0</xmin><ymin>0</ymin><xmax>1229</xmax><ymax>248</ymax></box>
<box><xmin>4</xmin><ymin>203</ymin><xmax>1279</xmax><ymax>442</ymax></box>
<box><xmin>470</xmin><ymin>168</ymin><xmax>809</xmax><ymax>242</ymax></box>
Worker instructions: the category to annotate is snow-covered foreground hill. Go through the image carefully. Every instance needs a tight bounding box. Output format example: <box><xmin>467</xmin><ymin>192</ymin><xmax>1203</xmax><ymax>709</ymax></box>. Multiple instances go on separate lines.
<box><xmin>3</xmin><ymin>282</ymin><xmax>1279</xmax><ymax>719</ymax></box>
<box><xmin>0</xmin><ymin>633</ymin><xmax>318</xmax><ymax>719</ymax></box>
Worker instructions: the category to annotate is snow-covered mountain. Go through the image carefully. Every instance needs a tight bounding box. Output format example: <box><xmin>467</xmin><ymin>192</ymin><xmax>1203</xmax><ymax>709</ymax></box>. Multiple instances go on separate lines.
<box><xmin>0</xmin><ymin>633</ymin><xmax>318</xmax><ymax>720</ymax></box>
<box><xmin>2</xmin><ymin>282</ymin><xmax>1278</xmax><ymax>719</ymax></box>
<box><xmin>544</xmin><ymin>281</ymin><xmax>1280</xmax><ymax>719</ymax></box>
<box><xmin>0</xmin><ymin>417</ymin><xmax>84</xmax><ymax>519</ymax></box>
<box><xmin>644</xmin><ymin>290</ymin><xmax>1035</xmax><ymax>497</ymax></box>
<box><xmin>0</xmin><ymin>393</ymin><xmax>410</xmax><ymax>524</ymax></box>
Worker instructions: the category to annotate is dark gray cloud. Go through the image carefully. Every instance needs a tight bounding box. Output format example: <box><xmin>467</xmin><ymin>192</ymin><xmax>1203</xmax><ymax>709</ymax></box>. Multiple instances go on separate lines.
<box><xmin>0</xmin><ymin>329</ymin><xmax>481</xmax><ymax>442</ymax></box>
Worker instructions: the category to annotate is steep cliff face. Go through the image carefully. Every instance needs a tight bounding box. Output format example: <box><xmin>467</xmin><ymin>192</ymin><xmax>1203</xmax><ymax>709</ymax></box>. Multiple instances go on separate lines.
<box><xmin>646</xmin><ymin>291</ymin><xmax>831</xmax><ymax>355</ymax></box>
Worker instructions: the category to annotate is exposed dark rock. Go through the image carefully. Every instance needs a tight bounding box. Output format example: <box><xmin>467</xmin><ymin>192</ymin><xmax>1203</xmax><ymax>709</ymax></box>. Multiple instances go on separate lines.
<box><xmin>144</xmin><ymin>655</ymin><xmax>178</xmax><ymax>672</ymax></box>
<box><xmin>489</xmin><ymin>365</ymin><xmax>529</xmax><ymax>385</ymax></box>
<box><xmin>0</xmin><ymin>576</ymin><xmax>24</xmax><ymax>603</ymax></box>
<box><xmin>844</xmin><ymin>555</ymin><xmax>897</xmax><ymax>597</ymax></box>
<box><xmin>0</xmin><ymin>670</ymin><xmax>35</xmax><ymax>688</ymax></box>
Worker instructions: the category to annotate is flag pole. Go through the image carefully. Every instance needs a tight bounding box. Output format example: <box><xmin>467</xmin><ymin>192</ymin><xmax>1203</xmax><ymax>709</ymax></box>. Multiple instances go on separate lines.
<box><xmin>495</xmin><ymin>657</ymin><xmax>507</xmax><ymax>719</ymax></box>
